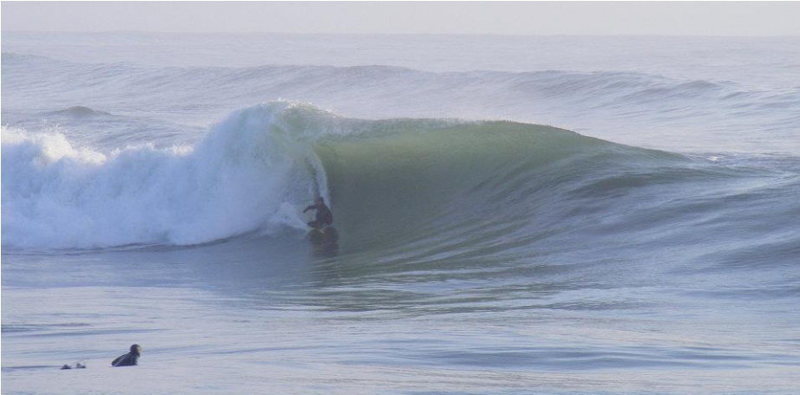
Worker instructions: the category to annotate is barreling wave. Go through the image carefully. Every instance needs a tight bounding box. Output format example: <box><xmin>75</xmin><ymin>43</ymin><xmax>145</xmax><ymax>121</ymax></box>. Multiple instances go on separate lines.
<box><xmin>0</xmin><ymin>102</ymin><xmax>622</xmax><ymax>249</ymax></box>
<box><xmin>3</xmin><ymin>102</ymin><xmax>796</xmax><ymax>264</ymax></box>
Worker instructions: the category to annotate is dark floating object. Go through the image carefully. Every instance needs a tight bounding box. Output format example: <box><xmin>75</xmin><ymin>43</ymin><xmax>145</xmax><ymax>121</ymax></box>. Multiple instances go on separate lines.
<box><xmin>111</xmin><ymin>344</ymin><xmax>142</xmax><ymax>367</ymax></box>
<box><xmin>60</xmin><ymin>362</ymin><xmax>86</xmax><ymax>370</ymax></box>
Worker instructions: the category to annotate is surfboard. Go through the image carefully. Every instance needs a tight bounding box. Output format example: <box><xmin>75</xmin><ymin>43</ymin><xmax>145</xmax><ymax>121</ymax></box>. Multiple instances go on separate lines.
<box><xmin>308</xmin><ymin>226</ymin><xmax>339</xmax><ymax>245</ymax></box>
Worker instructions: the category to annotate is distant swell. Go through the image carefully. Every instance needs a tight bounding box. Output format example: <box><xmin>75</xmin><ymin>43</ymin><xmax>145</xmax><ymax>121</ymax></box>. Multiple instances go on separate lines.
<box><xmin>46</xmin><ymin>106</ymin><xmax>111</xmax><ymax>117</ymax></box>
<box><xmin>4</xmin><ymin>52</ymin><xmax>798</xmax><ymax>155</ymax></box>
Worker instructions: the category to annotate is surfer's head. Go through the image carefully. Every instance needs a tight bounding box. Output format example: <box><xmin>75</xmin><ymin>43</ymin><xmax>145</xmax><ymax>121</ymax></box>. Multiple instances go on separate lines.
<box><xmin>316</xmin><ymin>197</ymin><xmax>325</xmax><ymax>204</ymax></box>
<box><xmin>130</xmin><ymin>344</ymin><xmax>142</xmax><ymax>355</ymax></box>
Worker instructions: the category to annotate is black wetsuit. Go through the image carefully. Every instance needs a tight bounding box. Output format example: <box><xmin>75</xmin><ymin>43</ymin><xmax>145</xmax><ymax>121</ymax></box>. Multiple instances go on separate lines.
<box><xmin>304</xmin><ymin>203</ymin><xmax>333</xmax><ymax>228</ymax></box>
<box><xmin>111</xmin><ymin>350</ymin><xmax>140</xmax><ymax>367</ymax></box>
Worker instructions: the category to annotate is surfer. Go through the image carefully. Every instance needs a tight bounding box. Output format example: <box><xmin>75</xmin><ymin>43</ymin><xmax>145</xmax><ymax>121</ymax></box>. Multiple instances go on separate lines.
<box><xmin>111</xmin><ymin>344</ymin><xmax>141</xmax><ymax>367</ymax></box>
<box><xmin>303</xmin><ymin>197</ymin><xmax>333</xmax><ymax>229</ymax></box>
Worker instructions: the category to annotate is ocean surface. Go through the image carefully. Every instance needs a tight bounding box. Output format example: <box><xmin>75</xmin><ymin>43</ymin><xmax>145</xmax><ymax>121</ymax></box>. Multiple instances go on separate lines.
<box><xmin>2</xmin><ymin>33</ymin><xmax>799</xmax><ymax>393</ymax></box>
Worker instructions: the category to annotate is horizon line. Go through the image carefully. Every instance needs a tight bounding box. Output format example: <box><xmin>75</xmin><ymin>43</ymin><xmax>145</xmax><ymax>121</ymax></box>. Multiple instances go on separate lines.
<box><xmin>4</xmin><ymin>30</ymin><xmax>800</xmax><ymax>39</ymax></box>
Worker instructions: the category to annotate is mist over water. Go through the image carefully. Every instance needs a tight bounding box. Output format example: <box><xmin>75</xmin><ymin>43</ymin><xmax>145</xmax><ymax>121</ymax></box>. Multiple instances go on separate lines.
<box><xmin>2</xmin><ymin>33</ymin><xmax>800</xmax><ymax>393</ymax></box>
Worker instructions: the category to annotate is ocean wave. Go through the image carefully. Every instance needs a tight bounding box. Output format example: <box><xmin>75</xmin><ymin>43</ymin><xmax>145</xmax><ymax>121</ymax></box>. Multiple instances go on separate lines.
<box><xmin>4</xmin><ymin>102</ymin><xmax>797</xmax><ymax>267</ymax></box>
<box><xmin>0</xmin><ymin>101</ymin><xmax>683</xmax><ymax>251</ymax></box>
<box><xmin>0</xmin><ymin>102</ymin><xmax>629</xmax><ymax>249</ymax></box>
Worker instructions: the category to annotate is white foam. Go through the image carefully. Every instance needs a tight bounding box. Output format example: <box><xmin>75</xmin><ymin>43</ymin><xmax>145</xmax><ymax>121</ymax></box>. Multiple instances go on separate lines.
<box><xmin>2</xmin><ymin>103</ymin><xmax>325</xmax><ymax>249</ymax></box>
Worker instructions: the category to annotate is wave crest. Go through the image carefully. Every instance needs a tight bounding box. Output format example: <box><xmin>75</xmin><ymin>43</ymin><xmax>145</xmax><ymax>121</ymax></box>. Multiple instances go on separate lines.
<box><xmin>2</xmin><ymin>102</ymin><xmax>326</xmax><ymax>249</ymax></box>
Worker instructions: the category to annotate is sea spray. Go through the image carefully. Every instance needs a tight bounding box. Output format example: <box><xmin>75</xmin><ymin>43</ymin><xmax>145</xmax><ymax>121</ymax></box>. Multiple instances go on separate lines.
<box><xmin>1</xmin><ymin>103</ymin><xmax>326</xmax><ymax>249</ymax></box>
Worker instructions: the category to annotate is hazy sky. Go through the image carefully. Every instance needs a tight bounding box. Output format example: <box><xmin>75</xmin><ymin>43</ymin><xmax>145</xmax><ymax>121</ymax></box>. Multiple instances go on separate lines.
<box><xmin>3</xmin><ymin>1</ymin><xmax>800</xmax><ymax>36</ymax></box>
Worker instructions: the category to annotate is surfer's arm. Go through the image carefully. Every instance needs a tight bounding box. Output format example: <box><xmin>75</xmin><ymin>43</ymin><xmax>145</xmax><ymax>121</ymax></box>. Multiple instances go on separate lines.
<box><xmin>303</xmin><ymin>205</ymin><xmax>315</xmax><ymax>213</ymax></box>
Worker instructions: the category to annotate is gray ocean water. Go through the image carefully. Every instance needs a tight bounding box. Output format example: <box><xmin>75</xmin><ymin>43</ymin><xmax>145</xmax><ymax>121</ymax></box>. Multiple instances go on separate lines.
<box><xmin>2</xmin><ymin>33</ymin><xmax>800</xmax><ymax>393</ymax></box>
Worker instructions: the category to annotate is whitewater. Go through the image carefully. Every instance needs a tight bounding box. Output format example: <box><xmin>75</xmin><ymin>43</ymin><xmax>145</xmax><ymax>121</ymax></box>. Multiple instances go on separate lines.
<box><xmin>2</xmin><ymin>33</ymin><xmax>800</xmax><ymax>393</ymax></box>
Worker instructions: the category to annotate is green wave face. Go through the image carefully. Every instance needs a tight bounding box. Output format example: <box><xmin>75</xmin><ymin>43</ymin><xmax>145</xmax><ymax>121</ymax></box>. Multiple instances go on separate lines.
<box><xmin>313</xmin><ymin>120</ymin><xmax>633</xmax><ymax>252</ymax></box>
